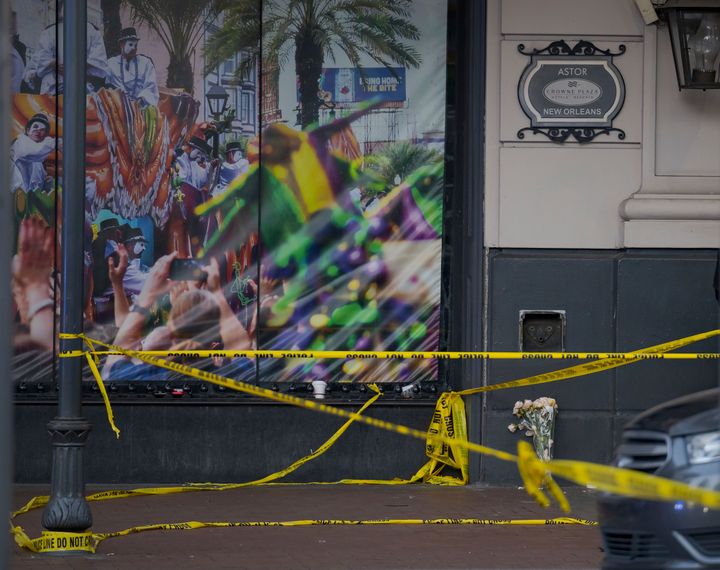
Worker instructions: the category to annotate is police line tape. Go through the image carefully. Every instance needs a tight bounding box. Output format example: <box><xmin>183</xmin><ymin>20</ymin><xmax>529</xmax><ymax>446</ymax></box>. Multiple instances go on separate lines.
<box><xmin>459</xmin><ymin>328</ymin><xmax>720</xmax><ymax>395</ymax></box>
<box><xmin>67</xmin><ymin>331</ymin><xmax>720</xmax><ymax>513</ymax></box>
<box><xmin>15</xmin><ymin>329</ymin><xmax>717</xmax><ymax>554</ymax></box>
<box><xmin>60</xmin><ymin>329</ymin><xmax>720</xmax><ymax>415</ymax></box>
<box><xmin>14</xmin><ymin>518</ymin><xmax>598</xmax><ymax>554</ymax></box>
<box><xmin>12</xmin><ymin>381</ymin><xmax>490</xmax><ymax>553</ymax></box>
<box><xmin>10</xmin><ymin>382</ymin><xmax>589</xmax><ymax>554</ymax></box>
<box><xmin>11</xmin><ymin>385</ymin><xmax>423</xmax><ymax>554</ymax></box>
<box><xmin>60</xmin><ymin>350</ymin><xmax>720</xmax><ymax>360</ymax></box>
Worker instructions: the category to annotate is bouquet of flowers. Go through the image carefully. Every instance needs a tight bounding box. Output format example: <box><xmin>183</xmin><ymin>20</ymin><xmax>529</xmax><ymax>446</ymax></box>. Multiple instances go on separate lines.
<box><xmin>508</xmin><ymin>397</ymin><xmax>557</xmax><ymax>461</ymax></box>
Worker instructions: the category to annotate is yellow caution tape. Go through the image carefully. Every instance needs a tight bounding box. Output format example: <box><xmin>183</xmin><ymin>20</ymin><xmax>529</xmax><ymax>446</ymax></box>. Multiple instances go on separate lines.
<box><xmin>8</xmin><ymin>390</ymin><xmax>575</xmax><ymax>554</ymax></box>
<box><xmin>422</xmin><ymin>392</ymin><xmax>469</xmax><ymax>485</ymax></box>
<box><xmin>23</xmin><ymin>329</ymin><xmax>716</xmax><ymax>555</ymax></box>
<box><xmin>59</xmin><ymin>349</ymin><xmax>720</xmax><ymax>360</ymax></box>
<box><xmin>70</xmin><ymin>333</ymin><xmax>517</xmax><ymax>463</ymax></box>
<box><xmin>11</xmin><ymin>383</ymin><xmax>460</xmax><ymax>553</ymax></box>
<box><xmin>13</xmin><ymin>517</ymin><xmax>596</xmax><ymax>554</ymax></box>
<box><xmin>13</xmin><ymin>530</ymin><xmax>96</xmax><ymax>553</ymax></box>
<box><xmin>458</xmin><ymin>328</ymin><xmax>720</xmax><ymax>395</ymax></box>
<box><xmin>59</xmin><ymin>328</ymin><xmax>720</xmax><ymax>443</ymax></box>
<box><xmin>11</xmin><ymin>383</ymin><xmax>385</xmax><ymax>505</ymax></box>
<box><xmin>68</xmin><ymin>332</ymin><xmax>720</xmax><ymax>511</ymax></box>
<box><xmin>85</xmin><ymin>353</ymin><xmax>120</xmax><ymax>439</ymax></box>
<box><xmin>518</xmin><ymin>440</ymin><xmax>720</xmax><ymax>510</ymax></box>
<box><xmin>59</xmin><ymin>329</ymin><xmax>720</xmax><ymax>362</ymax></box>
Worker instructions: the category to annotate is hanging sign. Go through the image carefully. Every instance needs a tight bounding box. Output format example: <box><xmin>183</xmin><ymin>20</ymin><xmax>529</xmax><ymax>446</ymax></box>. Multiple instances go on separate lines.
<box><xmin>517</xmin><ymin>41</ymin><xmax>626</xmax><ymax>143</ymax></box>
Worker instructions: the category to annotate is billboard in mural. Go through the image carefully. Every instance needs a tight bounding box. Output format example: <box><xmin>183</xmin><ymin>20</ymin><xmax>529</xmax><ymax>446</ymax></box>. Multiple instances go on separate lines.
<box><xmin>314</xmin><ymin>67</ymin><xmax>407</xmax><ymax>106</ymax></box>
<box><xmin>10</xmin><ymin>0</ymin><xmax>448</xmax><ymax>396</ymax></box>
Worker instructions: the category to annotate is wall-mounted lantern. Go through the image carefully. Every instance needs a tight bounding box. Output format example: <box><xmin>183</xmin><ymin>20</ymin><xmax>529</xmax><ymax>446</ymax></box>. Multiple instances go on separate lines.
<box><xmin>657</xmin><ymin>1</ymin><xmax>720</xmax><ymax>89</ymax></box>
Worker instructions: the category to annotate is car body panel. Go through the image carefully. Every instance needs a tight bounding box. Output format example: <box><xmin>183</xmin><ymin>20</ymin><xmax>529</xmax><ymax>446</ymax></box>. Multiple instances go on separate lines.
<box><xmin>599</xmin><ymin>387</ymin><xmax>720</xmax><ymax>569</ymax></box>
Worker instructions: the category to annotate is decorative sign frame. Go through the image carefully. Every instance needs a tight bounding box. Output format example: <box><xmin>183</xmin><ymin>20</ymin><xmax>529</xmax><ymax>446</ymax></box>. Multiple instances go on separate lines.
<box><xmin>517</xmin><ymin>40</ymin><xmax>626</xmax><ymax>144</ymax></box>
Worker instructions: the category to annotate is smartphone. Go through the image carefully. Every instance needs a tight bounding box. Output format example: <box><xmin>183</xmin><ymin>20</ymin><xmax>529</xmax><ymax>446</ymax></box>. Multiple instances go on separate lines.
<box><xmin>169</xmin><ymin>258</ymin><xmax>208</xmax><ymax>281</ymax></box>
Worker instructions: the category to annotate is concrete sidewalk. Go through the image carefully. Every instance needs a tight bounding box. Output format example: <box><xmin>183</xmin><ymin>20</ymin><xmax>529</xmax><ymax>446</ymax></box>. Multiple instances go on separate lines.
<box><xmin>12</xmin><ymin>484</ymin><xmax>603</xmax><ymax>570</ymax></box>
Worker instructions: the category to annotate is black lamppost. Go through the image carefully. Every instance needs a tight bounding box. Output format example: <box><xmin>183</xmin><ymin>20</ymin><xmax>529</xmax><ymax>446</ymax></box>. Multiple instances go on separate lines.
<box><xmin>658</xmin><ymin>2</ymin><xmax>720</xmax><ymax>89</ymax></box>
<box><xmin>42</xmin><ymin>0</ymin><xmax>93</xmax><ymax>537</ymax></box>
<box><xmin>0</xmin><ymin>0</ymin><xmax>14</xmax><ymax>565</ymax></box>
<box><xmin>205</xmin><ymin>84</ymin><xmax>235</xmax><ymax>157</ymax></box>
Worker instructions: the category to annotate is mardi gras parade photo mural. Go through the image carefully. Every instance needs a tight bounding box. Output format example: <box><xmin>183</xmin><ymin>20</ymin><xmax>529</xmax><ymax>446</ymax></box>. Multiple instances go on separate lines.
<box><xmin>9</xmin><ymin>0</ymin><xmax>449</xmax><ymax>392</ymax></box>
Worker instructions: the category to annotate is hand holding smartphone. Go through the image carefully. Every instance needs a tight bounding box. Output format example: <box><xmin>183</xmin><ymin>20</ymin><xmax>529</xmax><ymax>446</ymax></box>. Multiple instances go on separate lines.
<box><xmin>169</xmin><ymin>258</ymin><xmax>208</xmax><ymax>281</ymax></box>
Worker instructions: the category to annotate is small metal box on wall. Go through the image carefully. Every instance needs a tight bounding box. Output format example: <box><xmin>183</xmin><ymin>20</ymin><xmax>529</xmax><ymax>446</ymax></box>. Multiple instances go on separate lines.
<box><xmin>519</xmin><ymin>310</ymin><xmax>566</xmax><ymax>352</ymax></box>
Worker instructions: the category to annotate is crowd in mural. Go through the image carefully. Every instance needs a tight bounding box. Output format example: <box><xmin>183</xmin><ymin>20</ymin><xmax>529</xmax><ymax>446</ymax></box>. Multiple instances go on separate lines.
<box><xmin>10</xmin><ymin>0</ymin><xmax>448</xmax><ymax>390</ymax></box>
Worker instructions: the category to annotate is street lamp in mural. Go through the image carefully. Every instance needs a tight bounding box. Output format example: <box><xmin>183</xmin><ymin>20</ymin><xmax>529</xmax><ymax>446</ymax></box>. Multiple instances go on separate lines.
<box><xmin>205</xmin><ymin>84</ymin><xmax>236</xmax><ymax>157</ymax></box>
<box><xmin>657</xmin><ymin>2</ymin><xmax>720</xmax><ymax>89</ymax></box>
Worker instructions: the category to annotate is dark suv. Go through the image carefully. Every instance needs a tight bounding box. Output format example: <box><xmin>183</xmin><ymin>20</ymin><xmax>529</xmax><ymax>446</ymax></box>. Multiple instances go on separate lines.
<box><xmin>598</xmin><ymin>388</ymin><xmax>720</xmax><ymax>569</ymax></box>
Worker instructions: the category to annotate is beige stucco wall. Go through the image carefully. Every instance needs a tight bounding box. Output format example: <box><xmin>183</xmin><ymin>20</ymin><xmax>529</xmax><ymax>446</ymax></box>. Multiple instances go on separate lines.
<box><xmin>485</xmin><ymin>0</ymin><xmax>720</xmax><ymax>249</ymax></box>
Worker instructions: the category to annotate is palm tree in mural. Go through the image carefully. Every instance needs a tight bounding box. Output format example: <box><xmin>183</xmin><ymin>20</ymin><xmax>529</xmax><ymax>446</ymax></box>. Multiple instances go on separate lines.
<box><xmin>366</xmin><ymin>141</ymin><xmax>443</xmax><ymax>193</ymax></box>
<box><xmin>126</xmin><ymin>0</ymin><xmax>221</xmax><ymax>93</ymax></box>
<box><xmin>205</xmin><ymin>0</ymin><xmax>422</xmax><ymax>129</ymax></box>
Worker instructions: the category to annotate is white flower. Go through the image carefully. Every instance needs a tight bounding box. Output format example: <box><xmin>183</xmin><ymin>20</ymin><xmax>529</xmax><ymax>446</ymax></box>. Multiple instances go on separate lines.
<box><xmin>508</xmin><ymin>423</ymin><xmax>518</xmax><ymax>433</ymax></box>
<box><xmin>522</xmin><ymin>399</ymin><xmax>532</xmax><ymax>411</ymax></box>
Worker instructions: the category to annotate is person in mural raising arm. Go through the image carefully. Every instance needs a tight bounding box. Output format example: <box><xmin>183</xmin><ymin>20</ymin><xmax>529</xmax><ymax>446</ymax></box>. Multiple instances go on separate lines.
<box><xmin>212</xmin><ymin>141</ymin><xmax>249</xmax><ymax>198</ymax></box>
<box><xmin>120</xmin><ymin>226</ymin><xmax>151</xmax><ymax>301</ymax></box>
<box><xmin>11</xmin><ymin>218</ymin><xmax>55</xmax><ymax>351</ymax></box>
<box><xmin>24</xmin><ymin>0</ymin><xmax>108</xmax><ymax>95</ymax></box>
<box><xmin>176</xmin><ymin>136</ymin><xmax>216</xmax><ymax>191</ymax></box>
<box><xmin>10</xmin><ymin>114</ymin><xmax>56</xmax><ymax>193</ymax></box>
<box><xmin>102</xmin><ymin>252</ymin><xmax>252</xmax><ymax>381</ymax></box>
<box><xmin>106</xmin><ymin>27</ymin><xmax>159</xmax><ymax>108</ymax></box>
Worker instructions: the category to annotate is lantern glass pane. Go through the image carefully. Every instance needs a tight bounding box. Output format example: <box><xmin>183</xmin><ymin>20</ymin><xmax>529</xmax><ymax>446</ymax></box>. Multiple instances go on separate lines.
<box><xmin>667</xmin><ymin>9</ymin><xmax>689</xmax><ymax>86</ymax></box>
<box><xmin>684</xmin><ymin>12</ymin><xmax>706</xmax><ymax>81</ymax></box>
<box><xmin>666</xmin><ymin>8</ymin><xmax>720</xmax><ymax>89</ymax></box>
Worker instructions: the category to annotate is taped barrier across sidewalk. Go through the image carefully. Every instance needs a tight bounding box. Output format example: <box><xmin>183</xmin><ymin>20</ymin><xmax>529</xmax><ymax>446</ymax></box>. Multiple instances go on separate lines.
<box><xmin>11</xmin><ymin>387</ymin><xmax>591</xmax><ymax>554</ymax></box>
<box><xmin>13</xmin><ymin>329</ymin><xmax>720</xmax><ymax>554</ymax></box>
<box><xmin>16</xmin><ymin>519</ymin><xmax>598</xmax><ymax>555</ymax></box>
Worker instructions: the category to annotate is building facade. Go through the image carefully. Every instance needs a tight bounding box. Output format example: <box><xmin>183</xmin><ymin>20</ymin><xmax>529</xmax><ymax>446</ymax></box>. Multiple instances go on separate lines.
<box><xmin>12</xmin><ymin>0</ymin><xmax>720</xmax><ymax>486</ymax></box>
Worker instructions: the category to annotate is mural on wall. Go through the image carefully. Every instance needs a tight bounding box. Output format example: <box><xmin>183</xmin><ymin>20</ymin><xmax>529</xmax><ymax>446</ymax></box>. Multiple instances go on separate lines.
<box><xmin>10</xmin><ymin>0</ymin><xmax>448</xmax><ymax>392</ymax></box>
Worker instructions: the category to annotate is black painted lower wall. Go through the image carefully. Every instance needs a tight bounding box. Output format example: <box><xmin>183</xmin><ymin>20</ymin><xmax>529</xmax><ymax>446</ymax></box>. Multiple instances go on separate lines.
<box><xmin>479</xmin><ymin>248</ymin><xmax>720</xmax><ymax>484</ymax></box>
<box><xmin>15</xmin><ymin>403</ymin><xmax>432</xmax><ymax>484</ymax></box>
<box><xmin>13</xmin><ymin>248</ymin><xmax>720</xmax><ymax>486</ymax></box>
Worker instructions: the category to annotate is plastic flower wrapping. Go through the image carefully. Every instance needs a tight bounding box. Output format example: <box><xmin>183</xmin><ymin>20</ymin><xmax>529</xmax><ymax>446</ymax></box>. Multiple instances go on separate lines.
<box><xmin>508</xmin><ymin>397</ymin><xmax>558</xmax><ymax>461</ymax></box>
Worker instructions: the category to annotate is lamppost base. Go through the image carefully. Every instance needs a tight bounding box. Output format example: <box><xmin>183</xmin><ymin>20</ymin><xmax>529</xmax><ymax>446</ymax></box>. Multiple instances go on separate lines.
<box><xmin>41</xmin><ymin>418</ymin><xmax>93</xmax><ymax>532</ymax></box>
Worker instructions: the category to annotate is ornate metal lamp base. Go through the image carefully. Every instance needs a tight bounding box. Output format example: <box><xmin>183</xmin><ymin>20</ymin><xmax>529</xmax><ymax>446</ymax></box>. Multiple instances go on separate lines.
<box><xmin>41</xmin><ymin>418</ymin><xmax>93</xmax><ymax>532</ymax></box>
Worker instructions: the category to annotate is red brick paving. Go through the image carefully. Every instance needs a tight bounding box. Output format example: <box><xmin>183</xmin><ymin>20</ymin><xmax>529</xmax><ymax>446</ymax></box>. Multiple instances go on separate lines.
<box><xmin>12</xmin><ymin>485</ymin><xmax>603</xmax><ymax>569</ymax></box>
